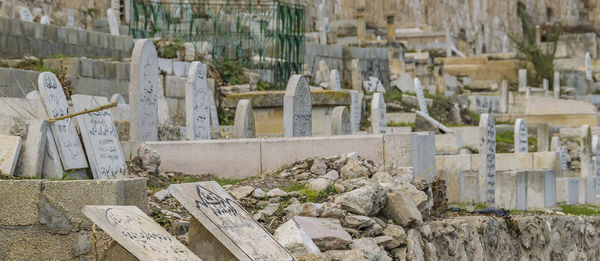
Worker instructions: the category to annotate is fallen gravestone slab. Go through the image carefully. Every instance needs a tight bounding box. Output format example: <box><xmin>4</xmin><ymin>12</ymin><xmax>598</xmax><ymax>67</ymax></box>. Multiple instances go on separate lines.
<box><xmin>168</xmin><ymin>181</ymin><xmax>296</xmax><ymax>261</ymax></box>
<box><xmin>83</xmin><ymin>205</ymin><xmax>201</xmax><ymax>261</ymax></box>
<box><xmin>0</xmin><ymin>135</ymin><xmax>22</xmax><ymax>175</ymax></box>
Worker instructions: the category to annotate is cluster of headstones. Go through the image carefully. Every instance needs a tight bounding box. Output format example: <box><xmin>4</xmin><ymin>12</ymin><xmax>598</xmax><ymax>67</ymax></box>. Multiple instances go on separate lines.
<box><xmin>16</xmin><ymin>5</ymin><xmax>74</xmax><ymax>27</ymax></box>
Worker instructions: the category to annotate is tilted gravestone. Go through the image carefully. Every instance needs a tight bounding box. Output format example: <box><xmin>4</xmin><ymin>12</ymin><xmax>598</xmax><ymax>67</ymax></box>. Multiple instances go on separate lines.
<box><xmin>284</xmin><ymin>75</ymin><xmax>312</xmax><ymax>137</ymax></box>
<box><xmin>370</xmin><ymin>92</ymin><xmax>386</xmax><ymax>134</ymax></box>
<box><xmin>185</xmin><ymin>62</ymin><xmax>211</xmax><ymax>140</ymax></box>
<box><xmin>329</xmin><ymin>69</ymin><xmax>341</xmax><ymax>91</ymax></box>
<box><xmin>514</xmin><ymin>119</ymin><xmax>528</xmax><ymax>153</ymax></box>
<box><xmin>107</xmin><ymin>9</ymin><xmax>120</xmax><ymax>36</ymax></box>
<box><xmin>0</xmin><ymin>135</ymin><xmax>22</xmax><ymax>176</ymax></box>
<box><xmin>83</xmin><ymin>206</ymin><xmax>200</xmax><ymax>261</ymax></box>
<box><xmin>72</xmin><ymin>95</ymin><xmax>127</xmax><ymax>179</ymax></box>
<box><xmin>168</xmin><ymin>182</ymin><xmax>296</xmax><ymax>261</ymax></box>
<box><xmin>331</xmin><ymin>106</ymin><xmax>350</xmax><ymax>135</ymax></box>
<box><xmin>537</xmin><ymin>123</ymin><xmax>550</xmax><ymax>152</ymax></box>
<box><xmin>349</xmin><ymin>90</ymin><xmax>363</xmax><ymax>133</ymax></box>
<box><xmin>233</xmin><ymin>99</ymin><xmax>255</xmax><ymax>139</ymax></box>
<box><xmin>129</xmin><ymin>39</ymin><xmax>159</xmax><ymax>141</ymax></box>
<box><xmin>479</xmin><ymin>114</ymin><xmax>496</xmax><ymax>204</ymax></box>
<box><xmin>413</xmin><ymin>77</ymin><xmax>428</xmax><ymax>115</ymax></box>
<box><xmin>38</xmin><ymin>72</ymin><xmax>89</xmax><ymax>170</ymax></box>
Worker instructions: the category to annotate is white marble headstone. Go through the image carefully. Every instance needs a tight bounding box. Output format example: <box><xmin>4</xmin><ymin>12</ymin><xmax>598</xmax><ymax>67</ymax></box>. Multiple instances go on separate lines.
<box><xmin>329</xmin><ymin>69</ymin><xmax>341</xmax><ymax>91</ymax></box>
<box><xmin>371</xmin><ymin>92</ymin><xmax>386</xmax><ymax>134</ymax></box>
<box><xmin>83</xmin><ymin>206</ymin><xmax>200</xmax><ymax>261</ymax></box>
<box><xmin>518</xmin><ymin>69</ymin><xmax>527</xmax><ymax>92</ymax></box>
<box><xmin>26</xmin><ymin>91</ymin><xmax>40</xmax><ymax>100</ymax></box>
<box><xmin>38</xmin><ymin>72</ymin><xmax>89</xmax><ymax>170</ymax></box>
<box><xmin>502</xmin><ymin>35</ymin><xmax>509</xmax><ymax>53</ymax></box>
<box><xmin>284</xmin><ymin>75</ymin><xmax>312</xmax><ymax>137</ymax></box>
<box><xmin>542</xmin><ymin>78</ymin><xmax>549</xmax><ymax>93</ymax></box>
<box><xmin>185</xmin><ymin>62</ymin><xmax>211</xmax><ymax>140</ymax></box>
<box><xmin>593</xmin><ymin>135</ymin><xmax>600</xmax><ymax>156</ymax></box>
<box><xmin>514</xmin><ymin>119</ymin><xmax>528</xmax><ymax>153</ymax></box>
<box><xmin>349</xmin><ymin>90</ymin><xmax>363</xmax><ymax>133</ymax></box>
<box><xmin>0</xmin><ymin>135</ymin><xmax>22</xmax><ymax>176</ymax></box>
<box><xmin>18</xmin><ymin>6</ymin><xmax>33</xmax><ymax>22</ymax></box>
<box><xmin>500</xmin><ymin>80</ymin><xmax>508</xmax><ymax>113</ymax></box>
<box><xmin>72</xmin><ymin>95</ymin><xmax>127</xmax><ymax>179</ymax></box>
<box><xmin>107</xmin><ymin>9</ymin><xmax>120</xmax><ymax>36</ymax></box>
<box><xmin>110</xmin><ymin>93</ymin><xmax>126</xmax><ymax>104</ymax></box>
<box><xmin>40</xmin><ymin>16</ymin><xmax>50</xmax><ymax>24</ymax></box>
<box><xmin>233</xmin><ymin>99</ymin><xmax>255</xmax><ymax>139</ymax></box>
<box><xmin>581</xmin><ymin>125</ymin><xmax>594</xmax><ymax>178</ymax></box>
<box><xmin>413</xmin><ymin>77</ymin><xmax>428</xmax><ymax>115</ymax></box>
<box><xmin>553</xmin><ymin>71</ymin><xmax>560</xmax><ymax>99</ymax></box>
<box><xmin>479</xmin><ymin>114</ymin><xmax>496</xmax><ymax>204</ymax></box>
<box><xmin>168</xmin><ymin>182</ymin><xmax>296</xmax><ymax>261</ymax></box>
<box><xmin>586</xmin><ymin>52</ymin><xmax>593</xmax><ymax>81</ymax></box>
<box><xmin>129</xmin><ymin>39</ymin><xmax>159</xmax><ymax>141</ymax></box>
<box><xmin>331</xmin><ymin>106</ymin><xmax>350</xmax><ymax>135</ymax></box>
<box><xmin>67</xmin><ymin>9</ymin><xmax>75</xmax><ymax>28</ymax></box>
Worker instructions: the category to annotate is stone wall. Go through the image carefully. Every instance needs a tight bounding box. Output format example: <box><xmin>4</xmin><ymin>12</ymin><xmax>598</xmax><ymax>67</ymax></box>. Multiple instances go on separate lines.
<box><xmin>305</xmin><ymin>43</ymin><xmax>344</xmax><ymax>85</ymax></box>
<box><xmin>343</xmin><ymin>46</ymin><xmax>391</xmax><ymax>89</ymax></box>
<box><xmin>0</xmin><ymin>17</ymin><xmax>133</xmax><ymax>59</ymax></box>
<box><xmin>0</xmin><ymin>178</ymin><xmax>147</xmax><ymax>260</ymax></box>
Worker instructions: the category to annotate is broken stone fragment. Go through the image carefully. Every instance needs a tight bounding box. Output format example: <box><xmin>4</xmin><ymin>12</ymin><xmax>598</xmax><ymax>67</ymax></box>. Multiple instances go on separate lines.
<box><xmin>230</xmin><ymin>186</ymin><xmax>254</xmax><ymax>199</ymax></box>
<box><xmin>383</xmin><ymin>191</ymin><xmax>423</xmax><ymax>227</ymax></box>
<box><xmin>274</xmin><ymin>219</ymin><xmax>321</xmax><ymax>256</ymax></box>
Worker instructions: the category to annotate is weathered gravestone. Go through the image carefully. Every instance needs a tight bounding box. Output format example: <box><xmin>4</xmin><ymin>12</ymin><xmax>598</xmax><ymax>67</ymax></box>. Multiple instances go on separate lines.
<box><xmin>331</xmin><ymin>106</ymin><xmax>350</xmax><ymax>135</ymax></box>
<box><xmin>473</xmin><ymin>96</ymin><xmax>499</xmax><ymax>113</ymax></box>
<box><xmin>284</xmin><ymin>75</ymin><xmax>312</xmax><ymax>137</ymax></box>
<box><xmin>0</xmin><ymin>135</ymin><xmax>22</xmax><ymax>176</ymax></box>
<box><xmin>479</xmin><ymin>114</ymin><xmax>496</xmax><ymax>204</ymax></box>
<box><xmin>349</xmin><ymin>90</ymin><xmax>363</xmax><ymax>133</ymax></box>
<box><xmin>40</xmin><ymin>16</ymin><xmax>50</xmax><ymax>24</ymax></box>
<box><xmin>413</xmin><ymin>77</ymin><xmax>428</xmax><ymax>114</ymax></box>
<box><xmin>38</xmin><ymin>72</ymin><xmax>89</xmax><ymax>170</ymax></box>
<box><xmin>551</xmin><ymin>136</ymin><xmax>568</xmax><ymax>171</ymax></box>
<box><xmin>502</xmin><ymin>35</ymin><xmax>509</xmax><ymax>53</ymax></box>
<box><xmin>26</xmin><ymin>91</ymin><xmax>40</xmax><ymax>100</ymax></box>
<box><xmin>318</xmin><ymin>60</ymin><xmax>330</xmax><ymax>88</ymax></box>
<box><xmin>110</xmin><ymin>93</ymin><xmax>126</xmax><ymax>104</ymax></box>
<box><xmin>580</xmin><ymin>125</ymin><xmax>594</xmax><ymax>178</ymax></box>
<box><xmin>72</xmin><ymin>95</ymin><xmax>127</xmax><ymax>179</ymax></box>
<box><xmin>129</xmin><ymin>39</ymin><xmax>159</xmax><ymax>141</ymax></box>
<box><xmin>593</xmin><ymin>135</ymin><xmax>600</xmax><ymax>156</ymax></box>
<box><xmin>233</xmin><ymin>99</ymin><xmax>255</xmax><ymax>139</ymax></box>
<box><xmin>370</xmin><ymin>93</ymin><xmax>386</xmax><ymax>134</ymax></box>
<box><xmin>500</xmin><ymin>80</ymin><xmax>508</xmax><ymax>113</ymax></box>
<box><xmin>168</xmin><ymin>182</ymin><xmax>296</xmax><ymax>261</ymax></box>
<box><xmin>107</xmin><ymin>9</ymin><xmax>120</xmax><ymax>36</ymax></box>
<box><xmin>586</xmin><ymin>52</ymin><xmax>593</xmax><ymax>81</ymax></box>
<box><xmin>67</xmin><ymin>9</ymin><xmax>75</xmax><ymax>28</ymax></box>
<box><xmin>518</xmin><ymin>69</ymin><xmax>527</xmax><ymax>93</ymax></box>
<box><xmin>542</xmin><ymin>78</ymin><xmax>549</xmax><ymax>94</ymax></box>
<box><xmin>553</xmin><ymin>72</ymin><xmax>560</xmax><ymax>99</ymax></box>
<box><xmin>351</xmin><ymin>59</ymin><xmax>362</xmax><ymax>91</ymax></box>
<box><xmin>329</xmin><ymin>69</ymin><xmax>341</xmax><ymax>91</ymax></box>
<box><xmin>83</xmin><ymin>206</ymin><xmax>201</xmax><ymax>261</ymax></box>
<box><xmin>185</xmin><ymin>62</ymin><xmax>211</xmax><ymax>140</ymax></box>
<box><xmin>537</xmin><ymin>123</ymin><xmax>550</xmax><ymax>152</ymax></box>
<box><xmin>594</xmin><ymin>156</ymin><xmax>600</xmax><ymax>195</ymax></box>
<box><xmin>364</xmin><ymin>77</ymin><xmax>385</xmax><ymax>93</ymax></box>
<box><xmin>208</xmin><ymin>83</ymin><xmax>220</xmax><ymax>127</ymax></box>
<box><xmin>18</xmin><ymin>6</ymin><xmax>33</xmax><ymax>22</ymax></box>
<box><xmin>514</xmin><ymin>119</ymin><xmax>528</xmax><ymax>153</ymax></box>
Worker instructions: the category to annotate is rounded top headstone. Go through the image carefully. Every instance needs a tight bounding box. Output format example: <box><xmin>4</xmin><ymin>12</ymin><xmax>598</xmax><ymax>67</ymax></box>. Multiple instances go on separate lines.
<box><xmin>110</xmin><ymin>93</ymin><xmax>126</xmax><ymax>104</ymax></box>
<box><xmin>26</xmin><ymin>91</ymin><xmax>40</xmax><ymax>100</ymax></box>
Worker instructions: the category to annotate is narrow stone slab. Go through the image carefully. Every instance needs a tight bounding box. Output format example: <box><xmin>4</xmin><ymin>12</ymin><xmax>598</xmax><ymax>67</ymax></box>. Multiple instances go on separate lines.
<box><xmin>284</xmin><ymin>75</ymin><xmax>312</xmax><ymax>137</ymax></box>
<box><xmin>0</xmin><ymin>135</ymin><xmax>22</xmax><ymax>176</ymax></box>
<box><xmin>553</xmin><ymin>72</ymin><xmax>560</xmax><ymax>99</ymax></box>
<box><xmin>83</xmin><ymin>205</ymin><xmax>200</xmax><ymax>261</ymax></box>
<box><xmin>72</xmin><ymin>95</ymin><xmax>127</xmax><ymax>179</ymax></box>
<box><xmin>518</xmin><ymin>69</ymin><xmax>527</xmax><ymax>92</ymax></box>
<box><xmin>586</xmin><ymin>52</ymin><xmax>593</xmax><ymax>81</ymax></box>
<box><xmin>479</xmin><ymin>114</ymin><xmax>496</xmax><ymax>204</ymax></box>
<box><xmin>349</xmin><ymin>90</ymin><xmax>363</xmax><ymax>133</ymax></box>
<box><xmin>500</xmin><ymin>80</ymin><xmax>508</xmax><ymax>113</ymax></box>
<box><xmin>129</xmin><ymin>39</ymin><xmax>159</xmax><ymax>141</ymax></box>
<box><xmin>168</xmin><ymin>182</ymin><xmax>296</xmax><ymax>261</ymax></box>
<box><xmin>107</xmin><ymin>9</ymin><xmax>120</xmax><ymax>36</ymax></box>
<box><xmin>331</xmin><ymin>106</ymin><xmax>350</xmax><ymax>135</ymax></box>
<box><xmin>185</xmin><ymin>62</ymin><xmax>211</xmax><ymax>140</ymax></box>
<box><xmin>233</xmin><ymin>99</ymin><xmax>255</xmax><ymax>138</ymax></box>
<box><xmin>413</xmin><ymin>77</ymin><xmax>428</xmax><ymax>114</ymax></box>
<box><xmin>514</xmin><ymin>119</ymin><xmax>528</xmax><ymax>153</ymax></box>
<box><xmin>329</xmin><ymin>69</ymin><xmax>341</xmax><ymax>91</ymax></box>
<box><xmin>292</xmin><ymin>216</ymin><xmax>352</xmax><ymax>251</ymax></box>
<box><xmin>371</xmin><ymin>93</ymin><xmax>386</xmax><ymax>134</ymax></box>
<box><xmin>38</xmin><ymin>72</ymin><xmax>88</xmax><ymax>170</ymax></box>
<box><xmin>581</xmin><ymin>125</ymin><xmax>594</xmax><ymax>178</ymax></box>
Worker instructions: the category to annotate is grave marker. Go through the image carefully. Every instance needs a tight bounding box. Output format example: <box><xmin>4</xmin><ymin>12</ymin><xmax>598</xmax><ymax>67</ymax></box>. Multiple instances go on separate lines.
<box><xmin>553</xmin><ymin>72</ymin><xmax>560</xmax><ymax>99</ymax></box>
<box><xmin>551</xmin><ymin>136</ymin><xmax>568</xmax><ymax>171</ymax></box>
<box><xmin>329</xmin><ymin>69</ymin><xmax>341</xmax><ymax>91</ymax></box>
<box><xmin>110</xmin><ymin>94</ymin><xmax>126</xmax><ymax>104</ymax></box>
<box><xmin>318</xmin><ymin>60</ymin><xmax>330</xmax><ymax>88</ymax></box>
<box><xmin>413</xmin><ymin>77</ymin><xmax>428</xmax><ymax>114</ymax></box>
<box><xmin>185</xmin><ymin>62</ymin><xmax>211</xmax><ymax>140</ymax></box>
<box><xmin>107</xmin><ymin>9</ymin><xmax>120</xmax><ymax>36</ymax></box>
<box><xmin>445</xmin><ymin>28</ymin><xmax>452</xmax><ymax>57</ymax></box>
<box><xmin>370</xmin><ymin>93</ymin><xmax>386</xmax><ymax>134</ymax></box>
<box><xmin>331</xmin><ymin>106</ymin><xmax>350</xmax><ymax>135</ymax></box>
<box><xmin>284</xmin><ymin>75</ymin><xmax>312</xmax><ymax>137</ymax></box>
<box><xmin>67</xmin><ymin>9</ymin><xmax>74</xmax><ymax>28</ymax></box>
<box><xmin>500</xmin><ymin>80</ymin><xmax>508</xmax><ymax>113</ymax></box>
<box><xmin>38</xmin><ymin>72</ymin><xmax>88</xmax><ymax>170</ymax></box>
<box><xmin>502</xmin><ymin>35</ymin><xmax>509</xmax><ymax>53</ymax></box>
<box><xmin>129</xmin><ymin>39</ymin><xmax>159</xmax><ymax>141</ymax></box>
<box><xmin>0</xmin><ymin>135</ymin><xmax>22</xmax><ymax>176</ymax></box>
<box><xmin>111</xmin><ymin>0</ymin><xmax>121</xmax><ymax>23</ymax></box>
<box><xmin>233</xmin><ymin>99</ymin><xmax>255</xmax><ymax>139</ymax></box>
<box><xmin>594</xmin><ymin>156</ymin><xmax>600</xmax><ymax>195</ymax></box>
<box><xmin>542</xmin><ymin>78</ymin><xmax>549</xmax><ymax>94</ymax></box>
<box><xmin>40</xmin><ymin>16</ymin><xmax>50</xmax><ymax>24</ymax></box>
<box><xmin>586</xmin><ymin>52</ymin><xmax>593</xmax><ymax>81</ymax></box>
<box><xmin>518</xmin><ymin>69</ymin><xmax>527</xmax><ymax>92</ymax></box>
<box><xmin>593</xmin><ymin>135</ymin><xmax>599</xmax><ymax>156</ymax></box>
<box><xmin>18</xmin><ymin>6</ymin><xmax>33</xmax><ymax>22</ymax></box>
<box><xmin>349</xmin><ymin>90</ymin><xmax>363</xmax><ymax>133</ymax></box>
<box><xmin>479</xmin><ymin>114</ymin><xmax>496</xmax><ymax>204</ymax></box>
<box><xmin>351</xmin><ymin>59</ymin><xmax>362</xmax><ymax>91</ymax></box>
<box><xmin>83</xmin><ymin>206</ymin><xmax>200</xmax><ymax>261</ymax></box>
<box><xmin>364</xmin><ymin>77</ymin><xmax>385</xmax><ymax>93</ymax></box>
<box><xmin>168</xmin><ymin>182</ymin><xmax>296</xmax><ymax>261</ymax></box>
<box><xmin>72</xmin><ymin>95</ymin><xmax>127</xmax><ymax>179</ymax></box>
<box><xmin>537</xmin><ymin>123</ymin><xmax>550</xmax><ymax>152</ymax></box>
<box><xmin>514</xmin><ymin>119</ymin><xmax>528</xmax><ymax>153</ymax></box>
<box><xmin>581</xmin><ymin>125</ymin><xmax>594</xmax><ymax>178</ymax></box>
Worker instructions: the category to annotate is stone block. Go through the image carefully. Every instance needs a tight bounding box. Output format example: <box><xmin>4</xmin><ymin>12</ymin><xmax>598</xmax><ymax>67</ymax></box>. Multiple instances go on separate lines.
<box><xmin>158</xmin><ymin>58</ymin><xmax>173</xmax><ymax>74</ymax></box>
<box><xmin>173</xmin><ymin>61</ymin><xmax>188</xmax><ymax>76</ymax></box>
<box><xmin>556</xmin><ymin>177</ymin><xmax>578</xmax><ymax>204</ymax></box>
<box><xmin>580</xmin><ymin>176</ymin><xmax>596</xmax><ymax>204</ymax></box>
<box><xmin>495</xmin><ymin>171</ymin><xmax>527</xmax><ymax>210</ymax></box>
<box><xmin>9</xmin><ymin>18</ymin><xmax>24</xmax><ymax>35</ymax></box>
<box><xmin>459</xmin><ymin>170</ymin><xmax>480</xmax><ymax>203</ymax></box>
<box><xmin>115</xmin><ymin>62</ymin><xmax>129</xmax><ymax>80</ymax></box>
<box><xmin>435</xmin><ymin>133</ymin><xmax>463</xmax><ymax>154</ymax></box>
<box><xmin>79</xmin><ymin>59</ymin><xmax>94</xmax><ymax>77</ymax></box>
<box><xmin>410</xmin><ymin>132</ymin><xmax>436</xmax><ymax>182</ymax></box>
<box><xmin>0</xmin><ymin>180</ymin><xmax>42</xmax><ymax>226</ymax></box>
<box><xmin>526</xmin><ymin>170</ymin><xmax>556</xmax><ymax>209</ymax></box>
<box><xmin>105</xmin><ymin>61</ymin><xmax>116</xmax><ymax>79</ymax></box>
<box><xmin>22</xmin><ymin>21</ymin><xmax>35</xmax><ymax>37</ymax></box>
<box><xmin>496</xmin><ymin>153</ymin><xmax>533</xmax><ymax>171</ymax></box>
<box><xmin>165</xmin><ymin>75</ymin><xmax>186</xmax><ymax>98</ymax></box>
<box><xmin>66</xmin><ymin>28</ymin><xmax>78</xmax><ymax>44</ymax></box>
<box><xmin>77</xmin><ymin>30</ymin><xmax>89</xmax><ymax>46</ymax></box>
<box><xmin>533</xmin><ymin>151</ymin><xmax>558</xmax><ymax>170</ymax></box>
<box><xmin>92</xmin><ymin>60</ymin><xmax>105</xmax><ymax>78</ymax></box>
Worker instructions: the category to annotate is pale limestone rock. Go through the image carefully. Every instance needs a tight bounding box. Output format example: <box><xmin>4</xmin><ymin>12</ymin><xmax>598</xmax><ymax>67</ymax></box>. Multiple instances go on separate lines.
<box><xmin>372</xmin><ymin>171</ymin><xmax>394</xmax><ymax>183</ymax></box>
<box><xmin>252</xmin><ymin>188</ymin><xmax>266</xmax><ymax>198</ymax></box>
<box><xmin>267</xmin><ymin>188</ymin><xmax>288</xmax><ymax>198</ymax></box>
<box><xmin>406</xmin><ymin>229</ymin><xmax>424</xmax><ymax>261</ymax></box>
<box><xmin>153</xmin><ymin>189</ymin><xmax>170</xmax><ymax>201</ymax></box>
<box><xmin>334</xmin><ymin>184</ymin><xmax>386</xmax><ymax>216</ymax></box>
<box><xmin>350</xmin><ymin>238</ymin><xmax>383</xmax><ymax>261</ymax></box>
<box><xmin>340</xmin><ymin>158</ymin><xmax>370</xmax><ymax>179</ymax></box>
<box><xmin>230</xmin><ymin>186</ymin><xmax>254</xmax><ymax>199</ymax></box>
<box><xmin>383</xmin><ymin>224</ymin><xmax>407</xmax><ymax>248</ymax></box>
<box><xmin>311</xmin><ymin>157</ymin><xmax>328</xmax><ymax>175</ymax></box>
<box><xmin>323</xmin><ymin>170</ymin><xmax>340</xmax><ymax>181</ymax></box>
<box><xmin>343</xmin><ymin>215</ymin><xmax>375</xmax><ymax>229</ymax></box>
<box><xmin>383</xmin><ymin>191</ymin><xmax>423</xmax><ymax>227</ymax></box>
<box><xmin>274</xmin><ymin>219</ymin><xmax>321</xmax><ymax>256</ymax></box>
<box><xmin>308</xmin><ymin>178</ymin><xmax>332</xmax><ymax>192</ymax></box>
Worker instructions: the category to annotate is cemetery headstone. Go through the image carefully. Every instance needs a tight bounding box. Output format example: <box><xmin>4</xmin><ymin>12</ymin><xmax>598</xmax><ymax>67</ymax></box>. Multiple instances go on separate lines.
<box><xmin>72</xmin><ymin>95</ymin><xmax>127</xmax><ymax>179</ymax></box>
<box><xmin>26</xmin><ymin>91</ymin><xmax>40</xmax><ymax>100</ymax></box>
<box><xmin>551</xmin><ymin>136</ymin><xmax>568</xmax><ymax>171</ymax></box>
<box><xmin>18</xmin><ymin>6</ymin><xmax>33</xmax><ymax>22</ymax></box>
<box><xmin>111</xmin><ymin>0</ymin><xmax>121</xmax><ymax>23</ymax></box>
<box><xmin>284</xmin><ymin>75</ymin><xmax>312</xmax><ymax>137</ymax></box>
<box><xmin>537</xmin><ymin>123</ymin><xmax>550</xmax><ymax>152</ymax></box>
<box><xmin>502</xmin><ymin>35</ymin><xmax>509</xmax><ymax>53</ymax></box>
<box><xmin>371</xmin><ymin>93</ymin><xmax>386</xmax><ymax>134</ymax></box>
<box><xmin>514</xmin><ymin>119</ymin><xmax>528</xmax><ymax>153</ymax></box>
<box><xmin>42</xmin><ymin>130</ymin><xmax>64</xmax><ymax>179</ymax></box>
<box><xmin>593</xmin><ymin>135</ymin><xmax>600</xmax><ymax>156</ymax></box>
<box><xmin>83</xmin><ymin>206</ymin><xmax>200</xmax><ymax>261</ymax></box>
<box><xmin>594</xmin><ymin>156</ymin><xmax>600</xmax><ymax>195</ymax></box>
<box><xmin>446</xmin><ymin>28</ymin><xmax>452</xmax><ymax>57</ymax></box>
<box><xmin>394</xmin><ymin>74</ymin><xmax>414</xmax><ymax>93</ymax></box>
<box><xmin>413</xmin><ymin>77</ymin><xmax>428</xmax><ymax>114</ymax></box>
<box><xmin>518</xmin><ymin>69</ymin><xmax>527</xmax><ymax>92</ymax></box>
<box><xmin>331</xmin><ymin>106</ymin><xmax>351</xmax><ymax>135</ymax></box>
<box><xmin>479</xmin><ymin>114</ymin><xmax>496</xmax><ymax>204</ymax></box>
<box><xmin>349</xmin><ymin>90</ymin><xmax>363</xmax><ymax>133</ymax></box>
<box><xmin>67</xmin><ymin>9</ymin><xmax>74</xmax><ymax>28</ymax></box>
<box><xmin>38</xmin><ymin>72</ymin><xmax>88</xmax><ymax>170</ymax></box>
<box><xmin>168</xmin><ymin>182</ymin><xmax>296</xmax><ymax>261</ymax></box>
<box><xmin>110</xmin><ymin>94</ymin><xmax>126</xmax><ymax>104</ymax></box>
<box><xmin>586</xmin><ymin>52</ymin><xmax>593</xmax><ymax>81</ymax></box>
<box><xmin>351</xmin><ymin>59</ymin><xmax>362</xmax><ymax>91</ymax></box>
<box><xmin>581</xmin><ymin>125</ymin><xmax>594</xmax><ymax>178</ymax></box>
<box><xmin>233</xmin><ymin>99</ymin><xmax>255</xmax><ymax>139</ymax></box>
<box><xmin>107</xmin><ymin>9</ymin><xmax>120</xmax><ymax>36</ymax></box>
<box><xmin>40</xmin><ymin>16</ymin><xmax>50</xmax><ymax>24</ymax></box>
<box><xmin>129</xmin><ymin>39</ymin><xmax>159</xmax><ymax>141</ymax></box>
<box><xmin>474</xmin><ymin>96</ymin><xmax>499</xmax><ymax>113</ymax></box>
<box><xmin>500</xmin><ymin>80</ymin><xmax>508</xmax><ymax>113</ymax></box>
<box><xmin>542</xmin><ymin>78</ymin><xmax>549</xmax><ymax>94</ymax></box>
<box><xmin>185</xmin><ymin>62</ymin><xmax>211</xmax><ymax>140</ymax></box>
<box><xmin>329</xmin><ymin>69</ymin><xmax>341</xmax><ymax>91</ymax></box>
<box><xmin>553</xmin><ymin>72</ymin><xmax>560</xmax><ymax>99</ymax></box>
<box><xmin>0</xmin><ymin>135</ymin><xmax>22</xmax><ymax>176</ymax></box>
<box><xmin>318</xmin><ymin>60</ymin><xmax>331</xmax><ymax>88</ymax></box>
